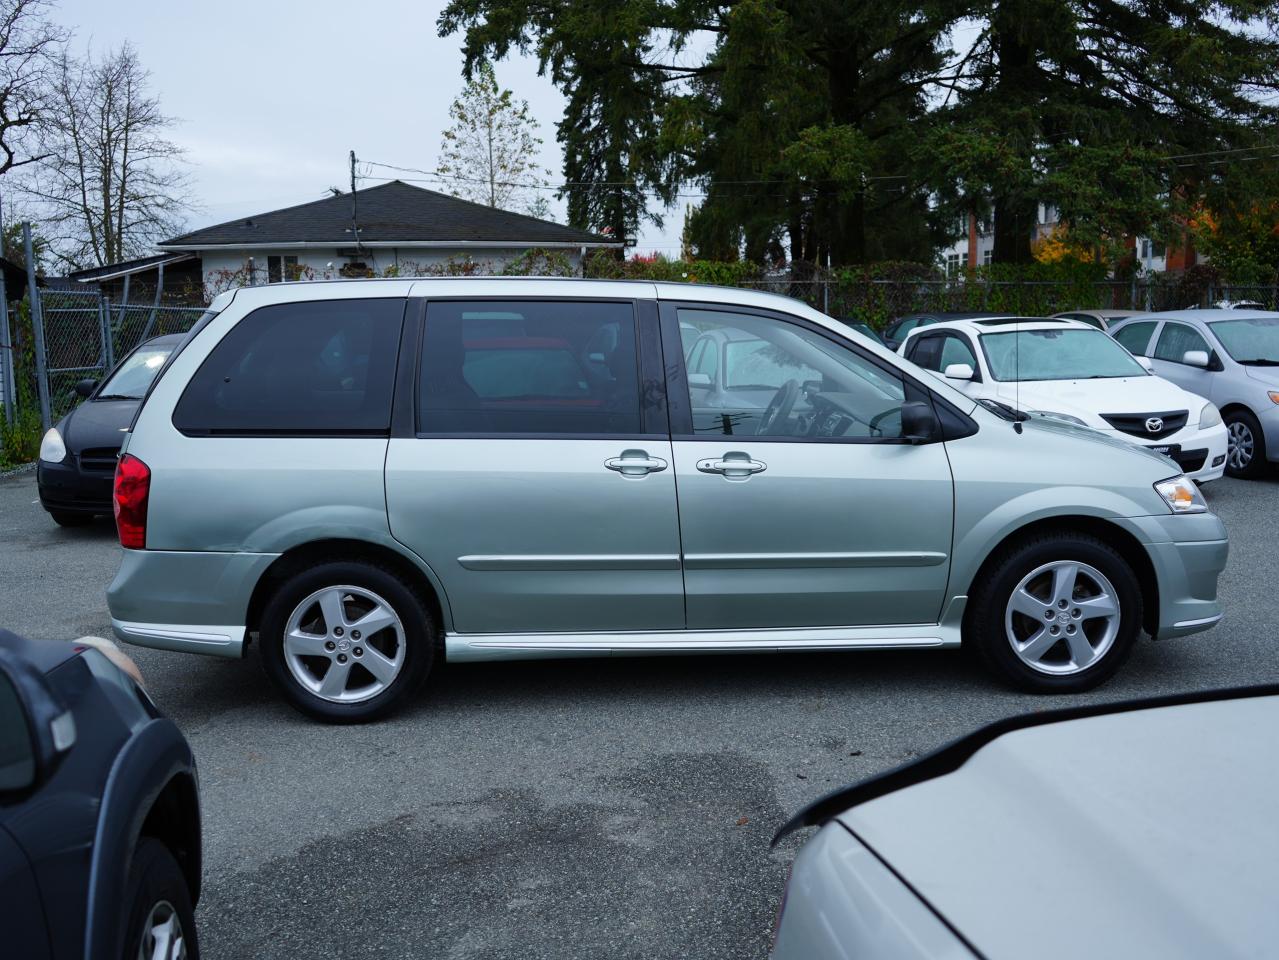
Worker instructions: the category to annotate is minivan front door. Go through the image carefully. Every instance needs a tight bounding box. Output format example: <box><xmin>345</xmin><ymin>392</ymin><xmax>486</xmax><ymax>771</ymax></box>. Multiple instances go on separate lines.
<box><xmin>663</xmin><ymin>304</ymin><xmax>955</xmax><ymax>630</ymax></box>
<box><xmin>386</xmin><ymin>298</ymin><xmax>683</xmax><ymax>635</ymax></box>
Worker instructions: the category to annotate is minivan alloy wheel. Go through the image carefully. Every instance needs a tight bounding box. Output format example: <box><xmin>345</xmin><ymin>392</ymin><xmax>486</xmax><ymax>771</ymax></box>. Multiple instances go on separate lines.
<box><xmin>1004</xmin><ymin>561</ymin><xmax>1120</xmax><ymax>675</ymax></box>
<box><xmin>1228</xmin><ymin>420</ymin><xmax>1255</xmax><ymax>470</ymax></box>
<box><xmin>283</xmin><ymin>585</ymin><xmax>406</xmax><ymax>703</ymax></box>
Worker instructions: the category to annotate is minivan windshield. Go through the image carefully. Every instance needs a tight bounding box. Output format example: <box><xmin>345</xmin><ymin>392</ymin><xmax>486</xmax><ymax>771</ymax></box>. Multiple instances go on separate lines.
<box><xmin>1208</xmin><ymin>316</ymin><xmax>1279</xmax><ymax>364</ymax></box>
<box><xmin>980</xmin><ymin>328</ymin><xmax>1148</xmax><ymax>382</ymax></box>
<box><xmin>96</xmin><ymin>342</ymin><xmax>176</xmax><ymax>400</ymax></box>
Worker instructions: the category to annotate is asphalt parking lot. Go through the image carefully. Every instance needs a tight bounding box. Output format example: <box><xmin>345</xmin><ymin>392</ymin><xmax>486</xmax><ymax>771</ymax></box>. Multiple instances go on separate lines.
<box><xmin>2</xmin><ymin>467</ymin><xmax>1277</xmax><ymax>959</ymax></box>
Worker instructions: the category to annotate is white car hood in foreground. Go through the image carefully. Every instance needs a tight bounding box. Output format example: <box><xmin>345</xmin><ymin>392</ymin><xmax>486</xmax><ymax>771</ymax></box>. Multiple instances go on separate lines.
<box><xmin>837</xmin><ymin>695</ymin><xmax>1279</xmax><ymax>960</ymax></box>
<box><xmin>991</xmin><ymin>374</ymin><xmax>1204</xmax><ymax>426</ymax></box>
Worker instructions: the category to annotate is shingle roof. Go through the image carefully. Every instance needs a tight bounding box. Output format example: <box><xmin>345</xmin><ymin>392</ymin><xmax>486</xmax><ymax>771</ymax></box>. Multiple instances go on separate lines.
<box><xmin>161</xmin><ymin>181</ymin><xmax>617</xmax><ymax>249</ymax></box>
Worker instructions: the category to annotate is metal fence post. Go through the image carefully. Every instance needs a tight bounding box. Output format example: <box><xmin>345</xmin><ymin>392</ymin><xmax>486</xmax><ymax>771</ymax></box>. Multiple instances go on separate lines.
<box><xmin>98</xmin><ymin>294</ymin><xmax>113</xmax><ymax>370</ymax></box>
<box><xmin>139</xmin><ymin>260</ymin><xmax>166</xmax><ymax>342</ymax></box>
<box><xmin>23</xmin><ymin>223</ymin><xmax>51</xmax><ymax>431</ymax></box>
<box><xmin>0</xmin><ymin>278</ymin><xmax>13</xmax><ymax>422</ymax></box>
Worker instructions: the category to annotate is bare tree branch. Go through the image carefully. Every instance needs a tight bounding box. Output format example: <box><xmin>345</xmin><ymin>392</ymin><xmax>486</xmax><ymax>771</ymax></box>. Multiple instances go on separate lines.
<box><xmin>21</xmin><ymin>41</ymin><xmax>192</xmax><ymax>269</ymax></box>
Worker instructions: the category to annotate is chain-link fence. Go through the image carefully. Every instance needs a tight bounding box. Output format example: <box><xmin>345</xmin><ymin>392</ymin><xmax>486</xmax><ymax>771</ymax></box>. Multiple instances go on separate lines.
<box><xmin>30</xmin><ymin>287</ymin><xmax>205</xmax><ymax>425</ymax></box>
<box><xmin>737</xmin><ymin>275</ymin><xmax>1235</xmax><ymax>325</ymax></box>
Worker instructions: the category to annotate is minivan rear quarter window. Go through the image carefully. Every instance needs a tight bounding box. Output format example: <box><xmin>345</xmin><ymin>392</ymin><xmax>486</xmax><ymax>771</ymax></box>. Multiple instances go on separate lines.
<box><xmin>418</xmin><ymin>300</ymin><xmax>641</xmax><ymax>436</ymax></box>
<box><xmin>173</xmin><ymin>298</ymin><xmax>405</xmax><ymax>435</ymax></box>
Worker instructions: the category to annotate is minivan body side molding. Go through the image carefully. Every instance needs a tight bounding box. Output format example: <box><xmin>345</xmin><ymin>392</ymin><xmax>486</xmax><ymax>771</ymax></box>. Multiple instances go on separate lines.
<box><xmin>444</xmin><ymin>624</ymin><xmax>960</xmax><ymax>661</ymax></box>
<box><xmin>457</xmin><ymin>554</ymin><xmax>681</xmax><ymax>571</ymax></box>
<box><xmin>682</xmin><ymin>551</ymin><xmax>948</xmax><ymax>569</ymax></box>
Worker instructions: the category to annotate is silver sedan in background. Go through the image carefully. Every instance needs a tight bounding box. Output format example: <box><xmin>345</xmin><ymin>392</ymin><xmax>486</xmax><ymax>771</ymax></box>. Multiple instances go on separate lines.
<box><xmin>1109</xmin><ymin>310</ymin><xmax>1279</xmax><ymax>478</ymax></box>
<box><xmin>771</xmin><ymin>687</ymin><xmax>1279</xmax><ymax>960</ymax></box>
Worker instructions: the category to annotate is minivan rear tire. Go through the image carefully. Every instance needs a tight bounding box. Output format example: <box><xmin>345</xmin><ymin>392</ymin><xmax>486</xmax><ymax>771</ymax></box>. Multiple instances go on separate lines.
<box><xmin>967</xmin><ymin>532</ymin><xmax>1142</xmax><ymax>693</ymax></box>
<box><xmin>259</xmin><ymin>560</ymin><xmax>437</xmax><ymax>722</ymax></box>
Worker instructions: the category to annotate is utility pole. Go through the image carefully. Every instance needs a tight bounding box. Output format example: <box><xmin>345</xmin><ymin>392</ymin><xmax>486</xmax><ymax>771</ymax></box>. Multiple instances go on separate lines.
<box><xmin>349</xmin><ymin>149</ymin><xmax>363</xmax><ymax>261</ymax></box>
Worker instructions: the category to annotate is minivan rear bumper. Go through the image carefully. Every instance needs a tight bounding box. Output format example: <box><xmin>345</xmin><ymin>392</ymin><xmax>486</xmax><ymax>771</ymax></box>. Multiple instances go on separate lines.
<box><xmin>107</xmin><ymin>548</ymin><xmax>277</xmax><ymax>658</ymax></box>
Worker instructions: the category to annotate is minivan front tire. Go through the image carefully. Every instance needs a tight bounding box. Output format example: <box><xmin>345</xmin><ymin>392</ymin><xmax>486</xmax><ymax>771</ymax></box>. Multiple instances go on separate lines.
<box><xmin>968</xmin><ymin>532</ymin><xmax>1142</xmax><ymax>693</ymax></box>
<box><xmin>259</xmin><ymin>560</ymin><xmax>437</xmax><ymax>722</ymax></box>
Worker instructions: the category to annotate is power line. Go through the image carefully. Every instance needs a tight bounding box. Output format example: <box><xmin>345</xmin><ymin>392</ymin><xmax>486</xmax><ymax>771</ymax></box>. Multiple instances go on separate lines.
<box><xmin>359</xmin><ymin>159</ymin><xmax>910</xmax><ymax>192</ymax></box>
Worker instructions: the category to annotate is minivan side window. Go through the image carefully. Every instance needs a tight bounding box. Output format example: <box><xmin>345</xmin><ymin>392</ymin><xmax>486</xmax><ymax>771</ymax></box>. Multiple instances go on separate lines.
<box><xmin>1113</xmin><ymin>321</ymin><xmax>1157</xmax><ymax>356</ymax></box>
<box><xmin>173</xmin><ymin>298</ymin><xmax>404</xmax><ymax>435</ymax></box>
<box><xmin>419</xmin><ymin>300</ymin><xmax>642</xmax><ymax>436</ymax></box>
<box><xmin>676</xmin><ymin>308</ymin><xmax>907</xmax><ymax>439</ymax></box>
<box><xmin>1153</xmin><ymin>322</ymin><xmax>1211</xmax><ymax>365</ymax></box>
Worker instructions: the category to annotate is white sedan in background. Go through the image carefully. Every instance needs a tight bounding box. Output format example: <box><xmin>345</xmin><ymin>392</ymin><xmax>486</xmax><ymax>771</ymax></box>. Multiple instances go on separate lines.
<box><xmin>900</xmin><ymin>317</ymin><xmax>1228</xmax><ymax>482</ymax></box>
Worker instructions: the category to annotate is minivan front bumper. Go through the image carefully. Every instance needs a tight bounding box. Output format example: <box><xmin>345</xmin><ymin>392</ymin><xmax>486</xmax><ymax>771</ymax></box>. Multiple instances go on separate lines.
<box><xmin>1114</xmin><ymin>512</ymin><xmax>1229</xmax><ymax>640</ymax></box>
<box><xmin>107</xmin><ymin>548</ymin><xmax>278</xmax><ymax>658</ymax></box>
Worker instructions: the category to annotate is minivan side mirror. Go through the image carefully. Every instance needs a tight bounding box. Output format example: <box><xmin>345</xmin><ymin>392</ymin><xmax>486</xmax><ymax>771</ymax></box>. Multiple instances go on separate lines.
<box><xmin>74</xmin><ymin>378</ymin><xmax>97</xmax><ymax>399</ymax></box>
<box><xmin>0</xmin><ymin>648</ymin><xmax>76</xmax><ymax>799</ymax></box>
<box><xmin>687</xmin><ymin>372</ymin><xmax>713</xmax><ymax>389</ymax></box>
<box><xmin>1182</xmin><ymin>350</ymin><xmax>1209</xmax><ymax>368</ymax></box>
<box><xmin>1135</xmin><ymin>356</ymin><xmax>1154</xmax><ymax>372</ymax></box>
<box><xmin>943</xmin><ymin>362</ymin><xmax>975</xmax><ymax>381</ymax></box>
<box><xmin>900</xmin><ymin>400</ymin><xmax>940</xmax><ymax>444</ymax></box>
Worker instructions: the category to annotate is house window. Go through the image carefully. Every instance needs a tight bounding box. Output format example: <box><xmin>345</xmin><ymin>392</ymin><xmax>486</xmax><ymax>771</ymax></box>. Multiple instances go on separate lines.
<box><xmin>267</xmin><ymin>255</ymin><xmax>299</xmax><ymax>283</ymax></box>
<box><xmin>945</xmin><ymin>252</ymin><xmax>962</xmax><ymax>277</ymax></box>
<box><xmin>982</xmin><ymin>249</ymin><xmax>994</xmax><ymax>266</ymax></box>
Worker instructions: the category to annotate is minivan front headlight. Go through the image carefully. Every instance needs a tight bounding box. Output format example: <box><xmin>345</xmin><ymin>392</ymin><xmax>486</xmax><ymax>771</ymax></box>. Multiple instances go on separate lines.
<box><xmin>39</xmin><ymin>428</ymin><xmax>66</xmax><ymax>463</ymax></box>
<box><xmin>1154</xmin><ymin>475</ymin><xmax>1208</xmax><ymax>514</ymax></box>
<box><xmin>1199</xmin><ymin>402</ymin><xmax>1222</xmax><ymax>429</ymax></box>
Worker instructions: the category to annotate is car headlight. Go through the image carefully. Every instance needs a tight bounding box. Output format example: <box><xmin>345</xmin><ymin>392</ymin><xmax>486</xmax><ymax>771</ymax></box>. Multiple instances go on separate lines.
<box><xmin>1199</xmin><ymin>402</ymin><xmax>1222</xmax><ymax>429</ymax></box>
<box><xmin>1030</xmin><ymin>410</ymin><xmax>1089</xmax><ymax>427</ymax></box>
<box><xmin>1154</xmin><ymin>474</ymin><xmax>1208</xmax><ymax>514</ymax></box>
<box><xmin>39</xmin><ymin>428</ymin><xmax>66</xmax><ymax>463</ymax></box>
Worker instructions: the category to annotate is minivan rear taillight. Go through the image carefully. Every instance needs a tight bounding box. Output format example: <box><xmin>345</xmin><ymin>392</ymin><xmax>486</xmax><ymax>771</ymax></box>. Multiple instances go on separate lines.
<box><xmin>114</xmin><ymin>453</ymin><xmax>150</xmax><ymax>548</ymax></box>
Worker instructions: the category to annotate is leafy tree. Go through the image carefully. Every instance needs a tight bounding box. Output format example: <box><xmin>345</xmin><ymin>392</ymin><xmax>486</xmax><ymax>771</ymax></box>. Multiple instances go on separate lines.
<box><xmin>931</xmin><ymin>0</ymin><xmax>1279</xmax><ymax>263</ymax></box>
<box><xmin>439</xmin><ymin>0</ymin><xmax>678</xmax><ymax>244</ymax></box>
<box><xmin>437</xmin><ymin>60</ymin><xmax>551</xmax><ymax>214</ymax></box>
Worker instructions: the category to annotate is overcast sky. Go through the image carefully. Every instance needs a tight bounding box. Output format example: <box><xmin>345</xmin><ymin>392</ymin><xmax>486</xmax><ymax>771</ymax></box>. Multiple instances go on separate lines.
<box><xmin>55</xmin><ymin>0</ymin><xmax>685</xmax><ymax>254</ymax></box>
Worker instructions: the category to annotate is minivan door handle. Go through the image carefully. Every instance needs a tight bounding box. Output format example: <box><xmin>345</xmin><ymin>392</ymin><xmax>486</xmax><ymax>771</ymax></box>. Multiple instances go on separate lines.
<box><xmin>604</xmin><ymin>449</ymin><xmax>668</xmax><ymax>478</ymax></box>
<box><xmin>696</xmin><ymin>451</ymin><xmax>767</xmax><ymax>481</ymax></box>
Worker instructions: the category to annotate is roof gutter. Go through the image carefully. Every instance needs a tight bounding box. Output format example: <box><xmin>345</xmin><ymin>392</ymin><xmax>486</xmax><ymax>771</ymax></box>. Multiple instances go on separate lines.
<box><xmin>157</xmin><ymin>240</ymin><xmax>622</xmax><ymax>252</ymax></box>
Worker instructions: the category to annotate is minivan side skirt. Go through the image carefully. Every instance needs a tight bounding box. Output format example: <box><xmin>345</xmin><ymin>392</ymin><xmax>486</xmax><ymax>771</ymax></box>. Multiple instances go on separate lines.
<box><xmin>445</xmin><ymin>622</ymin><xmax>962</xmax><ymax>662</ymax></box>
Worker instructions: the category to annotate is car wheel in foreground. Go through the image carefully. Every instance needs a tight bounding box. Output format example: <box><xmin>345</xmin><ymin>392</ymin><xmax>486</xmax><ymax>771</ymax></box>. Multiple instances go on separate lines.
<box><xmin>124</xmin><ymin>837</ymin><xmax>199</xmax><ymax>960</ymax></box>
<box><xmin>50</xmin><ymin>510</ymin><xmax>93</xmax><ymax>527</ymax></box>
<box><xmin>968</xmin><ymin>533</ymin><xmax>1141</xmax><ymax>692</ymax></box>
<box><xmin>1224</xmin><ymin>409</ymin><xmax>1265</xmax><ymax>479</ymax></box>
<box><xmin>260</xmin><ymin>560</ymin><xmax>436</xmax><ymax>722</ymax></box>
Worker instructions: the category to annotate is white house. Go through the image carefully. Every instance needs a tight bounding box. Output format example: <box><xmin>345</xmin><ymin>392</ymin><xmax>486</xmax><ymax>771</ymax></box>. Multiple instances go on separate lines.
<box><xmin>158</xmin><ymin>181</ymin><xmax>622</xmax><ymax>294</ymax></box>
<box><xmin>939</xmin><ymin>204</ymin><xmax>1169</xmax><ymax>275</ymax></box>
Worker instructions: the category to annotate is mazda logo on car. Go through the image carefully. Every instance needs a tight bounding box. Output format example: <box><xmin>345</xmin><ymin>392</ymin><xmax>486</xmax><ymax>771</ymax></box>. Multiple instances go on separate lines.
<box><xmin>1145</xmin><ymin>417</ymin><xmax>1164</xmax><ymax>434</ymax></box>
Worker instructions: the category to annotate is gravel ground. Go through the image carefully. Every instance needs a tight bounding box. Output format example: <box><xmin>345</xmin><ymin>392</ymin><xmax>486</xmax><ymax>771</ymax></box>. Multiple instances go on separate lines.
<box><xmin>2</xmin><ymin>469</ymin><xmax>1276</xmax><ymax>959</ymax></box>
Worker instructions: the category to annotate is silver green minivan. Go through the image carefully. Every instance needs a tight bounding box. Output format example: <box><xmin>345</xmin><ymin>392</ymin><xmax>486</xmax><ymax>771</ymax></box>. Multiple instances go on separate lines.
<box><xmin>107</xmin><ymin>279</ymin><xmax>1228</xmax><ymax>721</ymax></box>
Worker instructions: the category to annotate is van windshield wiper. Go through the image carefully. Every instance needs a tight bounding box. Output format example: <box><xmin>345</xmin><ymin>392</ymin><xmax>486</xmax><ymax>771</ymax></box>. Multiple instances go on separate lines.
<box><xmin>1236</xmin><ymin>358</ymin><xmax>1279</xmax><ymax>366</ymax></box>
<box><xmin>96</xmin><ymin>393</ymin><xmax>141</xmax><ymax>400</ymax></box>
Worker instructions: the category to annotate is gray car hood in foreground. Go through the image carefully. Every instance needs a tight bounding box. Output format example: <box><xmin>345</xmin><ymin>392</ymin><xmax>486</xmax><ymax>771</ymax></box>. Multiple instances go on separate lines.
<box><xmin>837</xmin><ymin>694</ymin><xmax>1279</xmax><ymax>960</ymax></box>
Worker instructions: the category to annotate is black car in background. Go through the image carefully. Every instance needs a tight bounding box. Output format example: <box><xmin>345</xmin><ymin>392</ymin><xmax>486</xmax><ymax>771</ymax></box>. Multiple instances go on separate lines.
<box><xmin>0</xmin><ymin>629</ymin><xmax>201</xmax><ymax>959</ymax></box>
<box><xmin>37</xmin><ymin>334</ymin><xmax>182</xmax><ymax>526</ymax></box>
<box><xmin>836</xmin><ymin>318</ymin><xmax>883</xmax><ymax>343</ymax></box>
